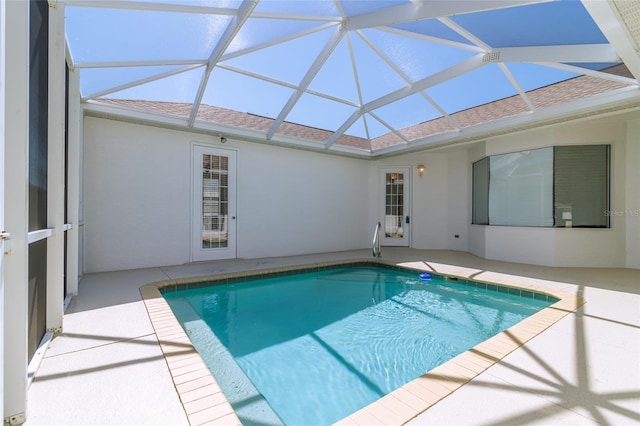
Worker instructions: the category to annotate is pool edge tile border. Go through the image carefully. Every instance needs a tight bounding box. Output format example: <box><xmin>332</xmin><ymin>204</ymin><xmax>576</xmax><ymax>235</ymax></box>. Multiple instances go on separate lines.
<box><xmin>139</xmin><ymin>258</ymin><xmax>585</xmax><ymax>426</ymax></box>
<box><xmin>140</xmin><ymin>284</ymin><xmax>242</xmax><ymax>426</ymax></box>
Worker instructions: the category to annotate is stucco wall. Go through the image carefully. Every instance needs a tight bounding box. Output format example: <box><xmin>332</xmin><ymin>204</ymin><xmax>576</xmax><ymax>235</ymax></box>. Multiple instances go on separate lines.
<box><xmin>83</xmin><ymin>117</ymin><xmax>369</xmax><ymax>272</ymax></box>
<box><xmin>369</xmin><ymin>152</ymin><xmax>451</xmax><ymax>250</ymax></box>
<box><xmin>625</xmin><ymin>118</ymin><xmax>640</xmax><ymax>269</ymax></box>
<box><xmin>467</xmin><ymin>117</ymin><xmax>631</xmax><ymax>267</ymax></box>
<box><xmin>235</xmin><ymin>138</ymin><xmax>370</xmax><ymax>259</ymax></box>
<box><xmin>82</xmin><ymin>112</ymin><xmax>636</xmax><ymax>272</ymax></box>
<box><xmin>83</xmin><ymin>118</ymin><xmax>191</xmax><ymax>272</ymax></box>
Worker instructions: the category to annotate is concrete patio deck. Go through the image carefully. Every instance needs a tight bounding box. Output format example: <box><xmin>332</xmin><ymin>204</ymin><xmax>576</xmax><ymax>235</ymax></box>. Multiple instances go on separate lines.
<box><xmin>24</xmin><ymin>249</ymin><xmax>640</xmax><ymax>425</ymax></box>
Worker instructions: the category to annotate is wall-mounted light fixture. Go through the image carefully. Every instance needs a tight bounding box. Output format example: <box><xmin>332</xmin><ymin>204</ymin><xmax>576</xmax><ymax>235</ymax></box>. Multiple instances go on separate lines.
<box><xmin>220</xmin><ymin>136</ymin><xmax>227</xmax><ymax>144</ymax></box>
<box><xmin>417</xmin><ymin>164</ymin><xmax>425</xmax><ymax>176</ymax></box>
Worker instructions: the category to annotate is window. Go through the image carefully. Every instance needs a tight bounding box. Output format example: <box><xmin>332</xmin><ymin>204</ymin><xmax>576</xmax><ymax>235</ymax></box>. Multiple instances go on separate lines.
<box><xmin>472</xmin><ymin>157</ymin><xmax>489</xmax><ymax>225</ymax></box>
<box><xmin>554</xmin><ymin>145</ymin><xmax>610</xmax><ymax>228</ymax></box>
<box><xmin>472</xmin><ymin>145</ymin><xmax>610</xmax><ymax>228</ymax></box>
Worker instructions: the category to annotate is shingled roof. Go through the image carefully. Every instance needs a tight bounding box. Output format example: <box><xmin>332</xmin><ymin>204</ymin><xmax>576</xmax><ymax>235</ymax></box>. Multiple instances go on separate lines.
<box><xmin>95</xmin><ymin>64</ymin><xmax>635</xmax><ymax>153</ymax></box>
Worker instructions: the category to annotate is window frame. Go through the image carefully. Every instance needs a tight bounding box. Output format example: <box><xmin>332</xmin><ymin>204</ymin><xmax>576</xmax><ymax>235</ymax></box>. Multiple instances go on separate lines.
<box><xmin>471</xmin><ymin>144</ymin><xmax>611</xmax><ymax>229</ymax></box>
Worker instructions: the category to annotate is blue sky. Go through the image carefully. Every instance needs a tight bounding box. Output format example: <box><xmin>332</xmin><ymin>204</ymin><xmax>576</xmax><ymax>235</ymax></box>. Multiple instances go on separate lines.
<box><xmin>66</xmin><ymin>0</ymin><xmax>612</xmax><ymax>139</ymax></box>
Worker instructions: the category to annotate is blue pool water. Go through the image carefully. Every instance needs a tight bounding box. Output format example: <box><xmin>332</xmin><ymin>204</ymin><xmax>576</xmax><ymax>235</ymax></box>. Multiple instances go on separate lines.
<box><xmin>164</xmin><ymin>266</ymin><xmax>553</xmax><ymax>425</ymax></box>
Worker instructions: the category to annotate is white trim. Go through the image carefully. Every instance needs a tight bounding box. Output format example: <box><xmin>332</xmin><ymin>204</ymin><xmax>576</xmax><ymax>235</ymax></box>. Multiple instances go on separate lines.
<box><xmin>26</xmin><ymin>331</ymin><xmax>54</xmax><ymax>388</ymax></box>
<box><xmin>47</xmin><ymin>0</ymin><xmax>66</xmax><ymax>336</ymax></box>
<box><xmin>379</xmin><ymin>166</ymin><xmax>412</xmax><ymax>247</ymax></box>
<box><xmin>191</xmin><ymin>144</ymin><xmax>238</xmax><ymax>262</ymax></box>
<box><xmin>81</xmin><ymin>84</ymin><xmax>640</xmax><ymax>159</ymax></box>
<box><xmin>66</xmin><ymin>66</ymin><xmax>82</xmax><ymax>294</ymax></box>
<box><xmin>63</xmin><ymin>0</ymin><xmax>237</xmax><ymax>16</ymax></box>
<box><xmin>3</xmin><ymin>0</ymin><xmax>30</xmax><ymax>419</ymax></box>
<box><xmin>27</xmin><ymin>229</ymin><xmax>54</xmax><ymax>245</ymax></box>
<box><xmin>0</xmin><ymin>0</ymin><xmax>6</xmax><ymax>415</ymax></box>
<box><xmin>63</xmin><ymin>295</ymin><xmax>72</xmax><ymax>312</ymax></box>
<box><xmin>374</xmin><ymin>86</ymin><xmax>640</xmax><ymax>156</ymax></box>
<box><xmin>82</xmin><ymin>100</ymin><xmax>372</xmax><ymax>158</ymax></box>
<box><xmin>63</xmin><ymin>223</ymin><xmax>72</xmax><ymax>231</ymax></box>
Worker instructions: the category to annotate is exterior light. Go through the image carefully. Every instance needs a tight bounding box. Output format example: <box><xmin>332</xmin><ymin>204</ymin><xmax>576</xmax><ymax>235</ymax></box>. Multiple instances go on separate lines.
<box><xmin>417</xmin><ymin>165</ymin><xmax>425</xmax><ymax>176</ymax></box>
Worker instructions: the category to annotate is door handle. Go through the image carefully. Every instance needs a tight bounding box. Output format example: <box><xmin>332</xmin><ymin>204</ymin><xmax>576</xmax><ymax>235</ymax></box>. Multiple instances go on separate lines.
<box><xmin>405</xmin><ymin>216</ymin><xmax>410</xmax><ymax>224</ymax></box>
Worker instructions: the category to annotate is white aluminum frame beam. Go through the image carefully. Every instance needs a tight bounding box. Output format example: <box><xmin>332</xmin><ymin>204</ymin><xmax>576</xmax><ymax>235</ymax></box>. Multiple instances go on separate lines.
<box><xmin>220</xmin><ymin>22</ymin><xmax>337</xmax><ymax>62</ymax></box>
<box><xmin>215</xmin><ymin>63</ymin><xmax>359</xmax><ymax>108</ymax></box>
<box><xmin>188</xmin><ymin>0</ymin><xmax>258</xmax><ymax>127</ymax></box>
<box><xmin>249</xmin><ymin>11</ymin><xmax>340</xmax><ymax>22</ymax></box>
<box><xmin>345</xmin><ymin>31</ymin><xmax>371</xmax><ymax>144</ymax></box>
<box><xmin>65</xmin><ymin>67</ymin><xmax>82</xmax><ymax>296</ymax></box>
<box><xmin>326</xmin><ymin>54</ymin><xmax>485</xmax><ymax>148</ymax></box>
<box><xmin>47</xmin><ymin>0</ymin><xmax>66</xmax><ymax>334</ymax></box>
<box><xmin>345</xmin><ymin>0</ymin><xmax>552</xmax><ymax>30</ymax></box>
<box><xmin>538</xmin><ymin>61</ymin><xmax>638</xmax><ymax>85</ymax></box>
<box><xmin>377</xmin><ymin>26</ymin><xmax>485</xmax><ymax>54</ymax></box>
<box><xmin>490</xmin><ymin>44</ymin><xmax>620</xmax><ymax>64</ymax></box>
<box><xmin>437</xmin><ymin>16</ymin><xmax>491</xmax><ymax>51</ymax></box>
<box><xmin>369</xmin><ymin>111</ymin><xmax>410</xmax><ymax>144</ymax></box>
<box><xmin>582</xmin><ymin>0</ymin><xmax>640</xmax><ymax>82</ymax></box>
<box><xmin>83</xmin><ymin>64</ymin><xmax>204</xmax><ymax>100</ymax></box>
<box><xmin>355</xmin><ymin>29</ymin><xmax>461</xmax><ymax>131</ymax></box>
<box><xmin>62</xmin><ymin>0</ymin><xmax>236</xmax><ymax>16</ymax></box>
<box><xmin>267</xmin><ymin>24</ymin><xmax>345</xmax><ymax>139</ymax></box>
<box><xmin>75</xmin><ymin>59</ymin><xmax>208</xmax><ymax>69</ymax></box>
<box><xmin>3</xmin><ymin>1</ymin><xmax>29</xmax><ymax>423</ymax></box>
<box><xmin>498</xmin><ymin>62</ymin><xmax>536</xmax><ymax>112</ymax></box>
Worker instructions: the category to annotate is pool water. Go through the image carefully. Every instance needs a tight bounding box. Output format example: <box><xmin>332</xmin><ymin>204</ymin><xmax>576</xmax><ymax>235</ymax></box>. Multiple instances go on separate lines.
<box><xmin>164</xmin><ymin>266</ymin><xmax>552</xmax><ymax>425</ymax></box>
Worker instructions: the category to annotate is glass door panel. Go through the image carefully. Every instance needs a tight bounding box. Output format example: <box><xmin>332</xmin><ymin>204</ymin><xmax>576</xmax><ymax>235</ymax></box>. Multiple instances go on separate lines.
<box><xmin>193</xmin><ymin>146</ymin><xmax>236</xmax><ymax>261</ymax></box>
<box><xmin>381</xmin><ymin>168</ymin><xmax>410</xmax><ymax>246</ymax></box>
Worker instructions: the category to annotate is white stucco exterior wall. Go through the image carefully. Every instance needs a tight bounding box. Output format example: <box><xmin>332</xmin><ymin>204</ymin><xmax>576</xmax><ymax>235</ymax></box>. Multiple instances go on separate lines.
<box><xmin>626</xmin><ymin>118</ymin><xmax>640</xmax><ymax>269</ymax></box>
<box><xmin>467</xmin><ymin>142</ymin><xmax>487</xmax><ymax>259</ymax></box>
<box><xmin>83</xmin><ymin>117</ymin><xmax>370</xmax><ymax>272</ymax></box>
<box><xmin>469</xmin><ymin>117</ymin><xmax>630</xmax><ymax>267</ymax></box>
<box><xmin>447</xmin><ymin>149</ymin><xmax>469</xmax><ymax>252</ymax></box>
<box><xmin>553</xmin><ymin>120</ymin><xmax>627</xmax><ymax>267</ymax></box>
<box><xmin>82</xmin><ymin>111</ymin><xmax>635</xmax><ymax>272</ymax></box>
<box><xmin>83</xmin><ymin>118</ymin><xmax>192</xmax><ymax>272</ymax></box>
<box><xmin>369</xmin><ymin>152</ymin><xmax>450</xmax><ymax>250</ymax></box>
<box><xmin>235</xmin><ymin>140</ymin><xmax>369</xmax><ymax>259</ymax></box>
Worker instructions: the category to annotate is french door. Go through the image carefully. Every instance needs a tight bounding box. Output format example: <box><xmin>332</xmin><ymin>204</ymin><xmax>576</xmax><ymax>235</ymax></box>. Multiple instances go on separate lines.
<box><xmin>192</xmin><ymin>145</ymin><xmax>237</xmax><ymax>261</ymax></box>
<box><xmin>381</xmin><ymin>167</ymin><xmax>411</xmax><ymax>247</ymax></box>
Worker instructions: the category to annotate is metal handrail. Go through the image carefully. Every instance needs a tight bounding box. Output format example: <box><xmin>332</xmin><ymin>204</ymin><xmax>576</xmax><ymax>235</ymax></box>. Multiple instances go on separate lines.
<box><xmin>372</xmin><ymin>221</ymin><xmax>382</xmax><ymax>258</ymax></box>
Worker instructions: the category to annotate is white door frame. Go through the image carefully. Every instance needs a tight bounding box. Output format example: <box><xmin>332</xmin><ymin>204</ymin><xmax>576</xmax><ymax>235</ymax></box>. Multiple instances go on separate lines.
<box><xmin>380</xmin><ymin>167</ymin><xmax>411</xmax><ymax>247</ymax></box>
<box><xmin>191</xmin><ymin>144</ymin><xmax>237</xmax><ymax>262</ymax></box>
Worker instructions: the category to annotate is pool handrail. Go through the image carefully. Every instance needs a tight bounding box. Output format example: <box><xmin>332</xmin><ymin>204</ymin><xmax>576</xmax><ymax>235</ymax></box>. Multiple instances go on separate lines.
<box><xmin>372</xmin><ymin>221</ymin><xmax>382</xmax><ymax>258</ymax></box>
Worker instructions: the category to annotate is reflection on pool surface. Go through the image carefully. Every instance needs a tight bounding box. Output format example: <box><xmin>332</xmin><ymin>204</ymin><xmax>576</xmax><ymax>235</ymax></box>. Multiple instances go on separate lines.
<box><xmin>164</xmin><ymin>265</ymin><xmax>553</xmax><ymax>425</ymax></box>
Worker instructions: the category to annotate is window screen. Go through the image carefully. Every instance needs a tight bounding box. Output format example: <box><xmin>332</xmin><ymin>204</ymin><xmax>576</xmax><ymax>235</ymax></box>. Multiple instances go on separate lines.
<box><xmin>554</xmin><ymin>145</ymin><xmax>610</xmax><ymax>228</ymax></box>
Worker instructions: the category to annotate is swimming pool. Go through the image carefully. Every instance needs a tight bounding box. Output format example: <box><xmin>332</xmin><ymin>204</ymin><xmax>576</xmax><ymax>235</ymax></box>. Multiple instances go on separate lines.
<box><xmin>162</xmin><ymin>263</ymin><xmax>556</xmax><ymax>425</ymax></box>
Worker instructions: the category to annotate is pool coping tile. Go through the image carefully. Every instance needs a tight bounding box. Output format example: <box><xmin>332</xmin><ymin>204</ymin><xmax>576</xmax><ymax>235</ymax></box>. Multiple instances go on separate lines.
<box><xmin>139</xmin><ymin>258</ymin><xmax>584</xmax><ymax>426</ymax></box>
